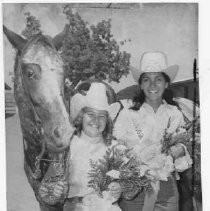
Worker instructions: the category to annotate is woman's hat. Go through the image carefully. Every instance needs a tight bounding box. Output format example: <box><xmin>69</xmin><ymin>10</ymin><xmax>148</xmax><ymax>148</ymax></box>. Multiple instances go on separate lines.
<box><xmin>131</xmin><ymin>51</ymin><xmax>179</xmax><ymax>82</ymax></box>
<box><xmin>70</xmin><ymin>82</ymin><xmax>120</xmax><ymax>120</ymax></box>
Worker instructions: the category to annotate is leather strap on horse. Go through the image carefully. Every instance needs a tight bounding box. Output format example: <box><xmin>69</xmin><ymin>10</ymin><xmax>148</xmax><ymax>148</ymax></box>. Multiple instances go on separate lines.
<box><xmin>23</xmin><ymin>137</ymin><xmax>46</xmax><ymax>180</ymax></box>
<box><xmin>17</xmin><ymin>54</ymin><xmax>44</xmax><ymax>139</ymax></box>
<box><xmin>37</xmin><ymin>131</ymin><xmax>76</xmax><ymax>205</ymax></box>
<box><xmin>18</xmin><ymin>52</ymin><xmax>46</xmax><ymax>179</ymax></box>
<box><xmin>24</xmin><ymin>129</ymin><xmax>76</xmax><ymax>180</ymax></box>
<box><xmin>23</xmin><ymin>130</ymin><xmax>76</xmax><ymax>206</ymax></box>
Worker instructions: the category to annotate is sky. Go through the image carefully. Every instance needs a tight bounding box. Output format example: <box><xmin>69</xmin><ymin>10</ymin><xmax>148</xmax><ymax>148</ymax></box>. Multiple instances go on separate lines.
<box><xmin>2</xmin><ymin>3</ymin><xmax>198</xmax><ymax>91</ymax></box>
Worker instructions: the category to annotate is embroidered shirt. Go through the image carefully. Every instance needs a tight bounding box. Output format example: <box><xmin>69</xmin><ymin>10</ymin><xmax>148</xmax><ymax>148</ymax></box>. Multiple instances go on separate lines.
<box><xmin>114</xmin><ymin>101</ymin><xmax>183</xmax><ymax>147</ymax></box>
<box><xmin>113</xmin><ymin>101</ymin><xmax>191</xmax><ymax>173</ymax></box>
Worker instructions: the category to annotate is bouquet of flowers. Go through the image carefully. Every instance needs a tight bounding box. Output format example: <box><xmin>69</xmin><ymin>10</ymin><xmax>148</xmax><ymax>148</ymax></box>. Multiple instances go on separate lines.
<box><xmin>161</xmin><ymin>116</ymin><xmax>200</xmax><ymax>153</ymax></box>
<box><xmin>88</xmin><ymin>142</ymin><xmax>151</xmax><ymax>201</ymax></box>
<box><xmin>161</xmin><ymin>116</ymin><xmax>201</xmax><ymax>198</ymax></box>
<box><xmin>127</xmin><ymin>140</ymin><xmax>176</xmax><ymax>192</ymax></box>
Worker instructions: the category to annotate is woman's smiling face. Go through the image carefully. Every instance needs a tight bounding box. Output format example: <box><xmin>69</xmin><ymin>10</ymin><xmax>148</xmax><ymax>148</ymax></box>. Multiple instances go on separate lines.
<box><xmin>82</xmin><ymin>107</ymin><xmax>108</xmax><ymax>138</ymax></box>
<box><xmin>140</xmin><ymin>72</ymin><xmax>168</xmax><ymax>104</ymax></box>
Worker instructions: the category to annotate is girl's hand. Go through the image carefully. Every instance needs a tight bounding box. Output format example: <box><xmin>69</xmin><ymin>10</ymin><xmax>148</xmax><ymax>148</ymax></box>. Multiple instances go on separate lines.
<box><xmin>39</xmin><ymin>186</ymin><xmax>48</xmax><ymax>195</ymax></box>
<box><xmin>53</xmin><ymin>181</ymin><xmax>67</xmax><ymax>198</ymax></box>
<box><xmin>169</xmin><ymin>143</ymin><xmax>185</xmax><ymax>159</ymax></box>
<box><xmin>108</xmin><ymin>182</ymin><xmax>122</xmax><ymax>201</ymax></box>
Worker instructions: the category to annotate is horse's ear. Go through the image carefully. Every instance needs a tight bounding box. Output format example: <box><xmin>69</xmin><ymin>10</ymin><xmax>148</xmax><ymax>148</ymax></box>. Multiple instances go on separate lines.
<box><xmin>3</xmin><ymin>25</ymin><xmax>27</xmax><ymax>51</ymax></box>
<box><xmin>52</xmin><ymin>24</ymin><xmax>69</xmax><ymax>51</ymax></box>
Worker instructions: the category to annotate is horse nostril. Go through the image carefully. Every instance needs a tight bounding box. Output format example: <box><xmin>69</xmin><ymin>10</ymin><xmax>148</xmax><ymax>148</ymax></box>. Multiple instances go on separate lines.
<box><xmin>53</xmin><ymin>127</ymin><xmax>62</xmax><ymax>138</ymax></box>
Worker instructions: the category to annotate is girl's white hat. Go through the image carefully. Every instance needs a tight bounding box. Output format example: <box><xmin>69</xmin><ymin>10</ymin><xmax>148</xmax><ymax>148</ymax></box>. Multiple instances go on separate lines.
<box><xmin>131</xmin><ymin>51</ymin><xmax>179</xmax><ymax>82</ymax></box>
<box><xmin>70</xmin><ymin>82</ymin><xmax>120</xmax><ymax>120</ymax></box>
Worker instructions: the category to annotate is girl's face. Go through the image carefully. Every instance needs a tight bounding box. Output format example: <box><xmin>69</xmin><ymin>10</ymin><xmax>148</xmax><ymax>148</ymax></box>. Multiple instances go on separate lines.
<box><xmin>140</xmin><ymin>72</ymin><xmax>168</xmax><ymax>104</ymax></box>
<box><xmin>82</xmin><ymin>107</ymin><xmax>107</xmax><ymax>138</ymax></box>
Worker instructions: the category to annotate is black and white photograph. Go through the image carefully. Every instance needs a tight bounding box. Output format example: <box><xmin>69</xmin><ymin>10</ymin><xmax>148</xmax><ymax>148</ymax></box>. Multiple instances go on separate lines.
<box><xmin>2</xmin><ymin>2</ymin><xmax>205</xmax><ymax>211</ymax></box>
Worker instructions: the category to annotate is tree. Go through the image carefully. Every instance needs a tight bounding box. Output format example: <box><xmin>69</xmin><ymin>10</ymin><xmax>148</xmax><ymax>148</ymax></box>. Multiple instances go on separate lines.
<box><xmin>22</xmin><ymin>12</ymin><xmax>41</xmax><ymax>39</ymax></box>
<box><xmin>21</xmin><ymin>6</ymin><xmax>131</xmax><ymax>89</ymax></box>
<box><xmin>62</xmin><ymin>5</ymin><xmax>131</xmax><ymax>88</ymax></box>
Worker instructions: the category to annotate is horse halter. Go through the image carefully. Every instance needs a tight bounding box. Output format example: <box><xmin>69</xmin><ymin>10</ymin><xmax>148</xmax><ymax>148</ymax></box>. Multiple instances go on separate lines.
<box><xmin>18</xmin><ymin>53</ymin><xmax>45</xmax><ymax>179</ymax></box>
<box><xmin>19</xmin><ymin>34</ymin><xmax>45</xmax><ymax>140</ymax></box>
<box><xmin>18</xmin><ymin>36</ymin><xmax>68</xmax><ymax>180</ymax></box>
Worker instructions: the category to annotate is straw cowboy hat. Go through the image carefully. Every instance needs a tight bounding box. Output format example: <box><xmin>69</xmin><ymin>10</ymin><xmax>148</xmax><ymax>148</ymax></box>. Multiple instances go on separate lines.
<box><xmin>70</xmin><ymin>82</ymin><xmax>120</xmax><ymax>120</ymax></box>
<box><xmin>131</xmin><ymin>51</ymin><xmax>179</xmax><ymax>82</ymax></box>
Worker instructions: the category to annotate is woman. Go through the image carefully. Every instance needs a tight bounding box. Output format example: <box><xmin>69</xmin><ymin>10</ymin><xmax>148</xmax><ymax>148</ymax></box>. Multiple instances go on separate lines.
<box><xmin>48</xmin><ymin>82</ymin><xmax>122</xmax><ymax>211</ymax></box>
<box><xmin>114</xmin><ymin>51</ymin><xmax>192</xmax><ymax>211</ymax></box>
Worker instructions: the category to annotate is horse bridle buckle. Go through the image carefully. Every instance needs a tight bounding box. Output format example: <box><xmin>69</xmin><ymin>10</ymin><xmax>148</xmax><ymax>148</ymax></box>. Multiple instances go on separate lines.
<box><xmin>32</xmin><ymin>157</ymin><xmax>42</xmax><ymax>179</ymax></box>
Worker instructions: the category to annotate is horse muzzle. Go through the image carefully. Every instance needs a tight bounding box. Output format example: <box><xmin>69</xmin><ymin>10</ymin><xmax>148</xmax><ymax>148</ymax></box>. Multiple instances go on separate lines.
<box><xmin>45</xmin><ymin>125</ymin><xmax>75</xmax><ymax>152</ymax></box>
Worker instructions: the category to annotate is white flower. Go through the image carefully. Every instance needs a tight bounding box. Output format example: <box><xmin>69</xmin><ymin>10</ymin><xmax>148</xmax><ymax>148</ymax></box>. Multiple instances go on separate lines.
<box><xmin>106</xmin><ymin>170</ymin><xmax>120</xmax><ymax>179</ymax></box>
<box><xmin>156</xmin><ymin>170</ymin><xmax>170</xmax><ymax>181</ymax></box>
<box><xmin>142</xmin><ymin>154</ymin><xmax>174</xmax><ymax>181</ymax></box>
<box><xmin>157</xmin><ymin>155</ymin><xmax>174</xmax><ymax>180</ymax></box>
<box><xmin>115</xmin><ymin>144</ymin><xmax>127</xmax><ymax>152</ymax></box>
<box><xmin>122</xmin><ymin>156</ymin><xmax>130</xmax><ymax>164</ymax></box>
<box><xmin>139</xmin><ymin>164</ymin><xmax>150</xmax><ymax>177</ymax></box>
<box><xmin>178</xmin><ymin>127</ymin><xmax>186</xmax><ymax>133</ymax></box>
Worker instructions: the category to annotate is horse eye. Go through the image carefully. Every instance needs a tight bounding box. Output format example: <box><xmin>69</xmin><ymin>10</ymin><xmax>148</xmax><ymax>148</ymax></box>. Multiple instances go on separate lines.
<box><xmin>27</xmin><ymin>69</ymin><xmax>34</xmax><ymax>78</ymax></box>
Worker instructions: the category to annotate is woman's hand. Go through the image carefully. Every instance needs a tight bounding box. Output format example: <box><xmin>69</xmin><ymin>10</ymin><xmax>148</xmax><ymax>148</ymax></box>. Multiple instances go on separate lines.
<box><xmin>169</xmin><ymin>143</ymin><xmax>185</xmax><ymax>159</ymax></box>
<box><xmin>108</xmin><ymin>182</ymin><xmax>122</xmax><ymax>201</ymax></box>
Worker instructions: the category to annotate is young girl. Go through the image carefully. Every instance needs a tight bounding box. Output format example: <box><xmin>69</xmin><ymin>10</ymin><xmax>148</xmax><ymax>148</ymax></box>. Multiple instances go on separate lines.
<box><xmin>53</xmin><ymin>82</ymin><xmax>122</xmax><ymax>211</ymax></box>
<box><xmin>114</xmin><ymin>51</ymin><xmax>192</xmax><ymax>211</ymax></box>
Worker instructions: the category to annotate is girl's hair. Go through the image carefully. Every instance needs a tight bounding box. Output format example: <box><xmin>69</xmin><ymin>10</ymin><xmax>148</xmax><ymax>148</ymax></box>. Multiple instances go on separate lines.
<box><xmin>130</xmin><ymin>72</ymin><xmax>178</xmax><ymax>110</ymax></box>
<box><xmin>73</xmin><ymin>107</ymin><xmax>113</xmax><ymax>146</ymax></box>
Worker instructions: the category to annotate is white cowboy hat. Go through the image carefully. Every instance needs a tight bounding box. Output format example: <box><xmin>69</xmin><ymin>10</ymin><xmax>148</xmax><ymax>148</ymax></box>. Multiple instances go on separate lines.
<box><xmin>70</xmin><ymin>82</ymin><xmax>120</xmax><ymax>120</ymax></box>
<box><xmin>131</xmin><ymin>51</ymin><xmax>179</xmax><ymax>82</ymax></box>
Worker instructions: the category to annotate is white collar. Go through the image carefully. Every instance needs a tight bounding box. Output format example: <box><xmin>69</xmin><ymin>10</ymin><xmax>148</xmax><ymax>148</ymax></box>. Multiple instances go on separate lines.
<box><xmin>141</xmin><ymin>100</ymin><xmax>167</xmax><ymax>113</ymax></box>
<box><xmin>80</xmin><ymin>131</ymin><xmax>103</xmax><ymax>144</ymax></box>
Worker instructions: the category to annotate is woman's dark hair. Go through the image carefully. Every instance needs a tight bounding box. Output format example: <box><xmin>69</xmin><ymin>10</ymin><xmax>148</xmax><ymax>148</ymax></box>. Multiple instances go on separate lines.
<box><xmin>130</xmin><ymin>72</ymin><xmax>178</xmax><ymax>110</ymax></box>
<box><xmin>73</xmin><ymin>107</ymin><xmax>113</xmax><ymax>146</ymax></box>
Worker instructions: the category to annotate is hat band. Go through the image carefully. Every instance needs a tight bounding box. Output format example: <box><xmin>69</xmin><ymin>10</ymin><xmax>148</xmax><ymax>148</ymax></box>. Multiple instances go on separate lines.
<box><xmin>143</xmin><ymin>64</ymin><xmax>166</xmax><ymax>72</ymax></box>
<box><xmin>86</xmin><ymin>100</ymin><xmax>109</xmax><ymax>111</ymax></box>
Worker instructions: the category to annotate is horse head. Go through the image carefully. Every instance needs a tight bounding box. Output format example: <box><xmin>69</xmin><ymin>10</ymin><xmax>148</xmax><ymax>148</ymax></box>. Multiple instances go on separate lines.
<box><xmin>4</xmin><ymin>25</ymin><xmax>74</xmax><ymax>152</ymax></box>
<box><xmin>4</xmin><ymin>25</ymin><xmax>75</xmax><ymax>208</ymax></box>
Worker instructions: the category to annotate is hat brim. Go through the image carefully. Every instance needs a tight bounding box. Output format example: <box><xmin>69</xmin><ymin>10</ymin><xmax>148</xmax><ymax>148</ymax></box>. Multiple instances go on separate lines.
<box><xmin>131</xmin><ymin>65</ymin><xmax>179</xmax><ymax>83</ymax></box>
<box><xmin>70</xmin><ymin>93</ymin><xmax>121</xmax><ymax>121</ymax></box>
